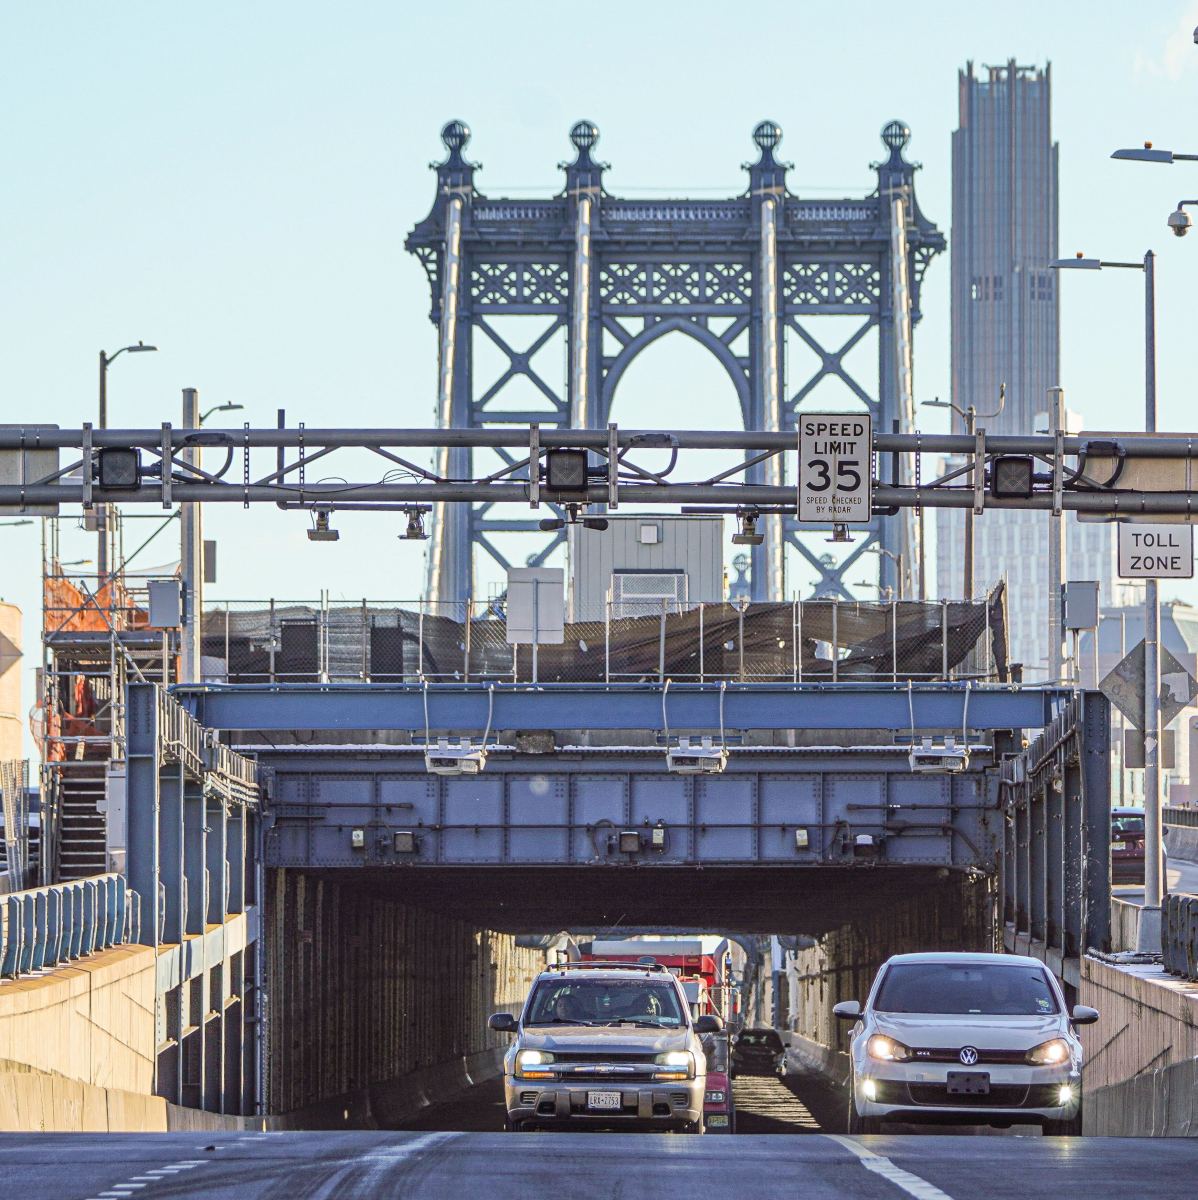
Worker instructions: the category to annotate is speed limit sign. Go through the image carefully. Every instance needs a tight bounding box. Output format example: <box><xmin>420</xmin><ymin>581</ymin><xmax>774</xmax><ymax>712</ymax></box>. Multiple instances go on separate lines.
<box><xmin>798</xmin><ymin>414</ymin><xmax>872</xmax><ymax>523</ymax></box>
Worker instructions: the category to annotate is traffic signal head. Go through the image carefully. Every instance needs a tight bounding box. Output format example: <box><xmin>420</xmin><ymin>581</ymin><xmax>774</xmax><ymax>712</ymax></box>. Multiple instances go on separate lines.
<box><xmin>990</xmin><ymin>456</ymin><xmax>1034</xmax><ymax>499</ymax></box>
<box><xmin>543</xmin><ymin>449</ymin><xmax>589</xmax><ymax>499</ymax></box>
<box><xmin>96</xmin><ymin>447</ymin><xmax>141</xmax><ymax>489</ymax></box>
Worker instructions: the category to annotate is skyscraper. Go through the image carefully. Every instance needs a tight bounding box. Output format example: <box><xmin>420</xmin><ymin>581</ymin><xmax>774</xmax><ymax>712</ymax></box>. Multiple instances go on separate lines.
<box><xmin>951</xmin><ymin>60</ymin><xmax>1058</xmax><ymax>436</ymax></box>
<box><xmin>940</xmin><ymin>60</ymin><xmax>1125</xmax><ymax>677</ymax></box>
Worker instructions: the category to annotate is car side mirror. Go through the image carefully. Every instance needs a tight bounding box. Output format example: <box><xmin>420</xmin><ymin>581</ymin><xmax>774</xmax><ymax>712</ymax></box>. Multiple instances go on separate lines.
<box><xmin>832</xmin><ymin>1000</ymin><xmax>862</xmax><ymax>1020</ymax></box>
<box><xmin>1071</xmin><ymin>1005</ymin><xmax>1099</xmax><ymax>1026</ymax></box>
<box><xmin>488</xmin><ymin>1012</ymin><xmax>518</xmax><ymax>1033</ymax></box>
<box><xmin>694</xmin><ymin>1014</ymin><xmax>723</xmax><ymax>1034</ymax></box>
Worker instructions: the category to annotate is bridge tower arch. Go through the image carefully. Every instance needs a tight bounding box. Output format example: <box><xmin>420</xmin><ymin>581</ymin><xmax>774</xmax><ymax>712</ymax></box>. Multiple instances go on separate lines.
<box><xmin>406</xmin><ymin>118</ymin><xmax>944</xmax><ymax>603</ymax></box>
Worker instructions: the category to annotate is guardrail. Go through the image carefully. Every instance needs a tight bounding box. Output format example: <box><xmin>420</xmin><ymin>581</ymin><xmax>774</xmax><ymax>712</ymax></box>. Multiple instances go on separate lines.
<box><xmin>1162</xmin><ymin>894</ymin><xmax>1198</xmax><ymax>981</ymax></box>
<box><xmin>0</xmin><ymin>874</ymin><xmax>139</xmax><ymax>980</ymax></box>
<box><xmin>200</xmin><ymin>590</ymin><xmax>1008</xmax><ymax>686</ymax></box>
<box><xmin>1163</xmin><ymin>806</ymin><xmax>1198</xmax><ymax>829</ymax></box>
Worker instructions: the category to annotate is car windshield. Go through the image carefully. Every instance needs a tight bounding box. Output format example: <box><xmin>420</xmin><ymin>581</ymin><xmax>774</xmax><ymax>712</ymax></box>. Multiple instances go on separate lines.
<box><xmin>737</xmin><ymin>1030</ymin><xmax>782</xmax><ymax>1049</ymax></box>
<box><xmin>525</xmin><ymin>978</ymin><xmax>686</xmax><ymax>1027</ymax></box>
<box><xmin>702</xmin><ymin>1034</ymin><xmax>729</xmax><ymax>1073</ymax></box>
<box><xmin>874</xmin><ymin>963</ymin><xmax>1060</xmax><ymax>1016</ymax></box>
<box><xmin>1112</xmin><ymin>814</ymin><xmax>1145</xmax><ymax>836</ymax></box>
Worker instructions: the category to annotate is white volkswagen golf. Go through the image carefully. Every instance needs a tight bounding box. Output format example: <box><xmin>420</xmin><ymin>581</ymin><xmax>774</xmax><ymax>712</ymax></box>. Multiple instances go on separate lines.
<box><xmin>835</xmin><ymin>952</ymin><xmax>1098</xmax><ymax>1136</ymax></box>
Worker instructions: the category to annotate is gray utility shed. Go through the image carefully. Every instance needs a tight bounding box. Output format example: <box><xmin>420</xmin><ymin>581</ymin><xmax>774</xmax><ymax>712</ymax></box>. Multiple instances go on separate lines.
<box><xmin>567</xmin><ymin>514</ymin><xmax>726</xmax><ymax>623</ymax></box>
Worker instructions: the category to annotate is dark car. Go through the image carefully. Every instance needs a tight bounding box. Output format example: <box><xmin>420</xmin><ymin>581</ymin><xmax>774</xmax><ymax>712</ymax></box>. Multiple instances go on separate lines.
<box><xmin>731</xmin><ymin>1027</ymin><xmax>786</xmax><ymax>1077</ymax></box>
<box><xmin>1112</xmin><ymin>807</ymin><xmax>1146</xmax><ymax>885</ymax></box>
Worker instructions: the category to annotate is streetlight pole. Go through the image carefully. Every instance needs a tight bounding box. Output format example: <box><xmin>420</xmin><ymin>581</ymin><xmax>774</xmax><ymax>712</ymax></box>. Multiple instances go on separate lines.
<box><xmin>96</xmin><ymin>341</ymin><xmax>157</xmax><ymax>582</ymax></box>
<box><xmin>1143</xmin><ymin>249</ymin><xmax>1163</xmax><ymax>916</ymax></box>
<box><xmin>922</xmin><ymin>388</ymin><xmax>1004</xmax><ymax>599</ymax></box>
<box><xmin>1050</xmin><ymin>251</ymin><xmax>1163</xmax><ymax>920</ymax></box>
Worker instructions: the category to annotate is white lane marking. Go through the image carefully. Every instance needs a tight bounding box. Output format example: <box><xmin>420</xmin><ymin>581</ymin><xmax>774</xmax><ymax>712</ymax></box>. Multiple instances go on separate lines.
<box><xmin>826</xmin><ymin>1135</ymin><xmax>957</xmax><ymax>1200</ymax></box>
<box><xmin>356</xmin><ymin>1131</ymin><xmax>461</xmax><ymax>1163</ymax></box>
<box><xmin>86</xmin><ymin>1155</ymin><xmax>208</xmax><ymax>1200</ymax></box>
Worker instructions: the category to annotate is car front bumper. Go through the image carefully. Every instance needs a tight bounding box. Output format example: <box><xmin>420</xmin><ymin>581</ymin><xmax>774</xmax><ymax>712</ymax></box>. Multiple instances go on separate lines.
<box><xmin>505</xmin><ymin>1076</ymin><xmax>704</xmax><ymax>1129</ymax></box>
<box><xmin>854</xmin><ymin>1063</ymin><xmax>1081</xmax><ymax>1124</ymax></box>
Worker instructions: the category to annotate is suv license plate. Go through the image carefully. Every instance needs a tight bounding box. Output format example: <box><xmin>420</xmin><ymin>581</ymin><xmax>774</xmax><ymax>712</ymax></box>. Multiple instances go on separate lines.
<box><xmin>587</xmin><ymin>1090</ymin><xmax>622</xmax><ymax>1111</ymax></box>
<box><xmin>946</xmin><ymin>1071</ymin><xmax>990</xmax><ymax>1095</ymax></box>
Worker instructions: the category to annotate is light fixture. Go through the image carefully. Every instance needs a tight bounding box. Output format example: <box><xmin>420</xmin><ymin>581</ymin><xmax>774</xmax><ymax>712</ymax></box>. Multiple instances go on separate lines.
<box><xmin>401</xmin><ymin>506</ymin><xmax>429</xmax><ymax>540</ymax></box>
<box><xmin>543</xmin><ymin>448</ymin><xmax>590</xmax><ymax>499</ymax></box>
<box><xmin>827</xmin><ymin>523</ymin><xmax>852</xmax><ymax>543</ymax></box>
<box><xmin>393</xmin><ymin>830</ymin><xmax>419</xmax><ymax>854</ymax></box>
<box><xmin>308</xmin><ymin>509</ymin><xmax>339</xmax><ymax>541</ymax></box>
<box><xmin>424</xmin><ymin>737</ymin><xmax>487</xmax><ymax>775</ymax></box>
<box><xmin>666</xmin><ymin>736</ymin><xmax>729</xmax><ymax>775</ymax></box>
<box><xmin>731</xmin><ymin>509</ymin><xmax>764</xmax><ymax>546</ymax></box>
<box><xmin>96</xmin><ymin>447</ymin><xmax>141</xmax><ymax>489</ymax></box>
<box><xmin>618</xmin><ymin>830</ymin><xmax>642</xmax><ymax>854</ymax></box>
<box><xmin>538</xmin><ymin>504</ymin><xmax>606</xmax><ymax>532</ymax></box>
<box><xmin>990</xmin><ymin>456</ymin><xmax>1034</xmax><ymax>499</ymax></box>
<box><xmin>199</xmin><ymin>402</ymin><xmax>245</xmax><ymax>424</ymax></box>
<box><xmin>908</xmin><ymin>736</ymin><xmax>970</xmax><ymax>774</ymax></box>
<box><xmin>1111</xmin><ymin>142</ymin><xmax>1197</xmax><ymax>165</ymax></box>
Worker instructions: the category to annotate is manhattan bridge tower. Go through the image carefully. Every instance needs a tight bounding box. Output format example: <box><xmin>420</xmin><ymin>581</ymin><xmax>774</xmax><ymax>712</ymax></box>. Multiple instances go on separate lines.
<box><xmin>406</xmin><ymin>119</ymin><xmax>943</xmax><ymax>604</ymax></box>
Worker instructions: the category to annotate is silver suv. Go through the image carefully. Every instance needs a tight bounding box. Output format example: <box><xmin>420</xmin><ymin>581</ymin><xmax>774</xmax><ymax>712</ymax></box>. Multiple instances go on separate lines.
<box><xmin>489</xmin><ymin>961</ymin><xmax>723</xmax><ymax>1132</ymax></box>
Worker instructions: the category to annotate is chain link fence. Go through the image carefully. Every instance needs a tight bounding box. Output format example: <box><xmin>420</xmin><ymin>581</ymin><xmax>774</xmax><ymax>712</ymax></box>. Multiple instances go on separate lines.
<box><xmin>201</xmin><ymin>584</ymin><xmax>1007</xmax><ymax>686</ymax></box>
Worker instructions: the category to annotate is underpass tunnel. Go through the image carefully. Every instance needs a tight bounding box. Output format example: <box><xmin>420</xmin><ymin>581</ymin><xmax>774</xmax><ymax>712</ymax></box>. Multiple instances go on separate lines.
<box><xmin>261</xmin><ymin>861</ymin><xmax>997</xmax><ymax>1128</ymax></box>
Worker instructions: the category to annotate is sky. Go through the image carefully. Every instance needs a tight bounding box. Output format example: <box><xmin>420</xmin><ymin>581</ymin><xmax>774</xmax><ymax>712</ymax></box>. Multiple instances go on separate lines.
<box><xmin>3</xmin><ymin>0</ymin><xmax>1198</xmax><ymax>754</ymax></box>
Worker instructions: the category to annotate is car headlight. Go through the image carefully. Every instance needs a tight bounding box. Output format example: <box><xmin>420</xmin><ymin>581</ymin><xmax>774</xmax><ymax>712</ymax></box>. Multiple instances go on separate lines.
<box><xmin>705</xmin><ymin>1090</ymin><xmax>726</xmax><ymax>1103</ymax></box>
<box><xmin>1027</xmin><ymin>1038</ymin><xmax>1071</xmax><ymax>1066</ymax></box>
<box><xmin>866</xmin><ymin>1034</ymin><xmax>913</xmax><ymax>1063</ymax></box>
<box><xmin>654</xmin><ymin>1050</ymin><xmax>696</xmax><ymax>1078</ymax></box>
<box><xmin>514</xmin><ymin>1049</ymin><xmax>555</xmax><ymax>1076</ymax></box>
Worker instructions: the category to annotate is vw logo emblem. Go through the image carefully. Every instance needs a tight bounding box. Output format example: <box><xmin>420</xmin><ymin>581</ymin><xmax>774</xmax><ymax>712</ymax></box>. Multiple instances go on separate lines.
<box><xmin>959</xmin><ymin>1046</ymin><xmax>979</xmax><ymax>1066</ymax></box>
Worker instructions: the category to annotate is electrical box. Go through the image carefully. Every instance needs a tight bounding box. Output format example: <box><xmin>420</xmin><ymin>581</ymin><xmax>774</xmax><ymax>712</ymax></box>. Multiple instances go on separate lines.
<box><xmin>147</xmin><ymin>579</ymin><xmax>182</xmax><ymax>628</ymax></box>
<box><xmin>1061</xmin><ymin>581</ymin><xmax>1100</xmax><ymax>631</ymax></box>
<box><xmin>203</xmin><ymin>539</ymin><xmax>217</xmax><ymax>584</ymax></box>
<box><xmin>506</xmin><ymin>567</ymin><xmax>565</xmax><ymax>645</ymax></box>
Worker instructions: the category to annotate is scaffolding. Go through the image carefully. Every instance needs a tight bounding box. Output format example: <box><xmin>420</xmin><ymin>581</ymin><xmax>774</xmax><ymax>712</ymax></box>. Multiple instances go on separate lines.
<box><xmin>38</xmin><ymin>515</ymin><xmax>181</xmax><ymax>882</ymax></box>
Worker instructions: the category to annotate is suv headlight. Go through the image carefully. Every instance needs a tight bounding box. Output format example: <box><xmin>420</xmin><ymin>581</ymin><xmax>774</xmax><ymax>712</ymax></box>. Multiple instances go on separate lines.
<box><xmin>654</xmin><ymin>1050</ymin><xmax>696</xmax><ymax>1078</ymax></box>
<box><xmin>866</xmin><ymin>1034</ymin><xmax>913</xmax><ymax>1063</ymax></box>
<box><xmin>514</xmin><ymin>1049</ymin><xmax>555</xmax><ymax>1077</ymax></box>
<box><xmin>1027</xmin><ymin>1038</ymin><xmax>1071</xmax><ymax>1066</ymax></box>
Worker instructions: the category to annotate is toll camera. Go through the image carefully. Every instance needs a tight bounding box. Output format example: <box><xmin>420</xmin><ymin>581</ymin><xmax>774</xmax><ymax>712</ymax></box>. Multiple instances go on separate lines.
<box><xmin>666</xmin><ymin>736</ymin><xmax>728</xmax><ymax>775</ymax></box>
<box><xmin>424</xmin><ymin>738</ymin><xmax>488</xmax><ymax>776</ymax></box>
<box><xmin>907</xmin><ymin>736</ymin><xmax>970</xmax><ymax>775</ymax></box>
<box><xmin>1168</xmin><ymin>207</ymin><xmax>1192</xmax><ymax>237</ymax></box>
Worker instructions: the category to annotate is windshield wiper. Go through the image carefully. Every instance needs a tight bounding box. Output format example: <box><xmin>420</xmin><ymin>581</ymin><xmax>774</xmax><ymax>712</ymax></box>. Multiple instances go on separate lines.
<box><xmin>604</xmin><ymin>1018</ymin><xmax>664</xmax><ymax>1027</ymax></box>
<box><xmin>527</xmin><ymin>1017</ymin><xmax>600</xmax><ymax>1026</ymax></box>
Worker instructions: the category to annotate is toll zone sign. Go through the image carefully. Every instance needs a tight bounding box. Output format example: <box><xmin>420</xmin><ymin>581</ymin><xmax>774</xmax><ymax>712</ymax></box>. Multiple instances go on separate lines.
<box><xmin>798</xmin><ymin>414</ymin><xmax>872</xmax><ymax>523</ymax></box>
<box><xmin>1118</xmin><ymin>523</ymin><xmax>1194</xmax><ymax>579</ymax></box>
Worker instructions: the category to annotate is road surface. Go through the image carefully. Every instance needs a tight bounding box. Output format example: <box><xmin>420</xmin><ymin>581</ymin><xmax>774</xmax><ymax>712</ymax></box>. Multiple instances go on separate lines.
<box><xmin>1113</xmin><ymin>853</ymin><xmax>1198</xmax><ymax>906</ymax></box>
<box><xmin>0</xmin><ymin>1130</ymin><xmax>1195</xmax><ymax>1199</ymax></box>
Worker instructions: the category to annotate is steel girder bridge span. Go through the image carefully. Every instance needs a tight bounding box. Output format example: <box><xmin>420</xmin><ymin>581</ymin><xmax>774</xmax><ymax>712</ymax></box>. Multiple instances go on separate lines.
<box><xmin>174</xmin><ymin>682</ymin><xmax>1068</xmax><ymax>939</ymax></box>
<box><xmin>115</xmin><ymin>680</ymin><xmax>1112</xmax><ymax>1121</ymax></box>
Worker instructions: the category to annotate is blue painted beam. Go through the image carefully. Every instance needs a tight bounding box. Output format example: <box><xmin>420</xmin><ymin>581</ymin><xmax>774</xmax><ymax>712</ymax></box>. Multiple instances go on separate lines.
<box><xmin>175</xmin><ymin>683</ymin><xmax>1065</xmax><ymax>733</ymax></box>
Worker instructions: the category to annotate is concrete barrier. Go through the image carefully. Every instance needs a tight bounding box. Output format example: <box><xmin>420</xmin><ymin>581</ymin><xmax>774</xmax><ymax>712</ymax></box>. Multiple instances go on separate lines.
<box><xmin>0</xmin><ymin>942</ymin><xmax>155</xmax><ymax>1094</ymax></box>
<box><xmin>270</xmin><ymin>1047</ymin><xmax>508</xmax><ymax>1130</ymax></box>
<box><xmin>1087</xmin><ymin>1057</ymin><xmax>1198</xmax><ymax>1137</ymax></box>
<box><xmin>1165</xmin><ymin>825</ymin><xmax>1198</xmax><ymax>862</ymax></box>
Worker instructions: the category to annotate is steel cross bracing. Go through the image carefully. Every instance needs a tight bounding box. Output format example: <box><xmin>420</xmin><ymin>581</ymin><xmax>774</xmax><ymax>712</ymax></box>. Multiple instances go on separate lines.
<box><xmin>7</xmin><ymin>425</ymin><xmax>1198</xmax><ymax>514</ymax></box>
<box><xmin>404</xmin><ymin>118</ymin><xmax>944</xmax><ymax>603</ymax></box>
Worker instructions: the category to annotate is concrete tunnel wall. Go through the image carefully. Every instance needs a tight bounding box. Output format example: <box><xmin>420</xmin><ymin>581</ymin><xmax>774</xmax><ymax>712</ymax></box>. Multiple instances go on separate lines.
<box><xmin>265</xmin><ymin>867</ymin><xmax>547</xmax><ymax>1122</ymax></box>
<box><xmin>782</xmin><ymin>873</ymin><xmax>998</xmax><ymax>1071</ymax></box>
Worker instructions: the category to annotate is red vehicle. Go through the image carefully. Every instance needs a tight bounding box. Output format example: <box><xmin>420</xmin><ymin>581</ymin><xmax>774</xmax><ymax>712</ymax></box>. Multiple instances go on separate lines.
<box><xmin>584</xmin><ymin>939</ymin><xmax>738</xmax><ymax>1024</ymax></box>
<box><xmin>701</xmin><ymin>1033</ymin><xmax>736</xmax><ymax>1133</ymax></box>
<box><xmin>1112</xmin><ymin>807</ymin><xmax>1146</xmax><ymax>885</ymax></box>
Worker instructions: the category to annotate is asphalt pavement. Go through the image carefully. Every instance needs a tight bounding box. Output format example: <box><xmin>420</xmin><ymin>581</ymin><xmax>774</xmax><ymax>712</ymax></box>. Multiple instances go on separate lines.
<box><xmin>0</xmin><ymin>1130</ymin><xmax>1195</xmax><ymax>1199</ymax></box>
<box><xmin>1113</xmin><ymin>853</ymin><xmax>1198</xmax><ymax>905</ymax></box>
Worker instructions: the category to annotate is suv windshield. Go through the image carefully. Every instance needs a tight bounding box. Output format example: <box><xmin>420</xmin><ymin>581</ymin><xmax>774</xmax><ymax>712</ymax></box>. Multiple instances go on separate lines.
<box><xmin>525</xmin><ymin>978</ymin><xmax>686</xmax><ymax>1027</ymax></box>
<box><xmin>875</xmin><ymin>963</ymin><xmax>1059</xmax><ymax>1016</ymax></box>
<box><xmin>1112</xmin><ymin>813</ymin><xmax>1145</xmax><ymax>836</ymax></box>
<box><xmin>737</xmin><ymin>1030</ymin><xmax>782</xmax><ymax>1050</ymax></box>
